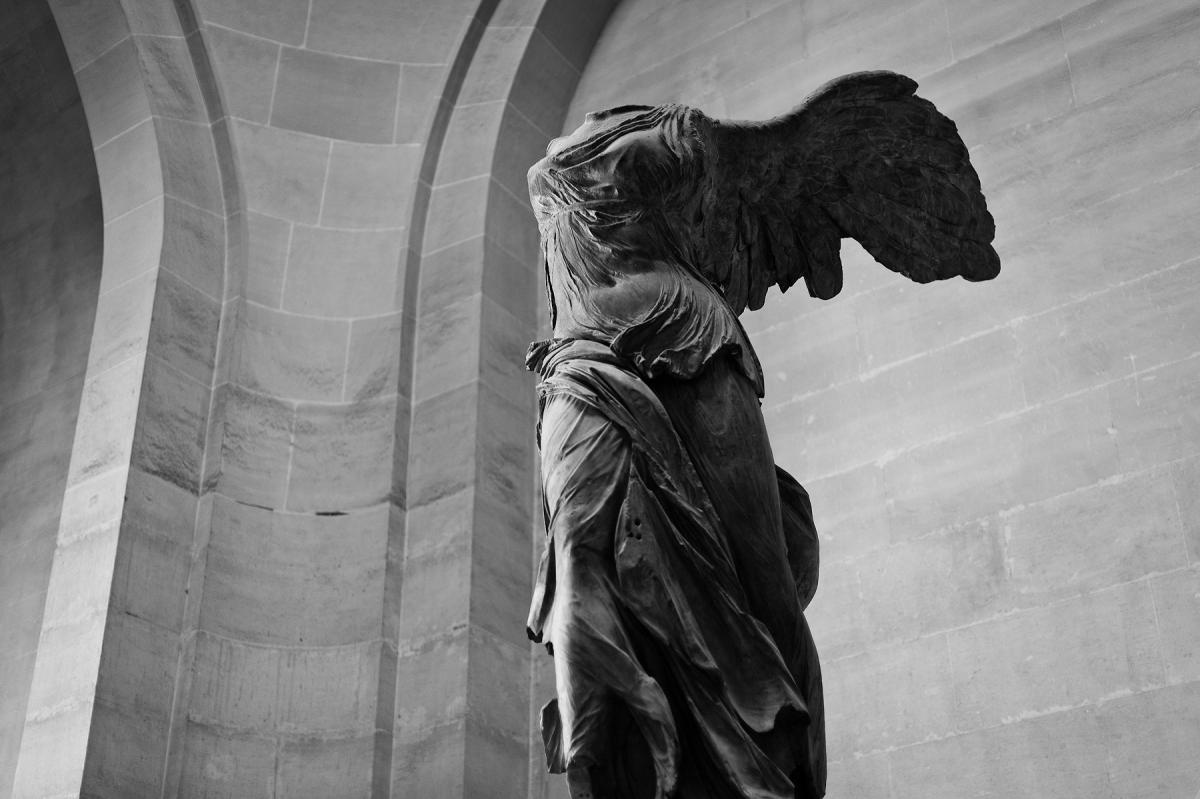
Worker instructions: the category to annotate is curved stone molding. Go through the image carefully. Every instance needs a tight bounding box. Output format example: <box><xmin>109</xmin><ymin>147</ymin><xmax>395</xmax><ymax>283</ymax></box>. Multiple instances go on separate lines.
<box><xmin>394</xmin><ymin>0</ymin><xmax>617</xmax><ymax>795</ymax></box>
<box><xmin>10</xmin><ymin>0</ymin><xmax>240</xmax><ymax>795</ymax></box>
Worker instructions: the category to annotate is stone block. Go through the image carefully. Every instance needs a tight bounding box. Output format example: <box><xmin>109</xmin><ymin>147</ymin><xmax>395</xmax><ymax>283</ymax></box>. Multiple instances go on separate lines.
<box><xmin>404</xmin><ymin>488</ymin><xmax>473</xmax><ymax>562</ymax></box>
<box><xmin>199</xmin><ymin>0</ymin><xmax>308</xmax><ymax>45</ymax></box>
<box><xmin>921</xmin><ymin>21</ymin><xmax>1073</xmax><ymax>146</ymax></box>
<box><xmin>108</xmin><ymin>469</ymin><xmax>196</xmax><ymax>629</ymax></box>
<box><xmin>232</xmin><ymin>120</ymin><xmax>329</xmax><ymax>224</ymax></box>
<box><xmin>945</xmin><ymin>0</ymin><xmax>1091</xmax><ymax>60</ymax></box>
<box><xmin>527</xmin><ymin>0</ymin><xmax>618</xmax><ymax>73</ymax></box>
<box><xmin>276</xmin><ymin>733</ymin><xmax>375</xmax><ymax>796</ymax></box>
<box><xmin>99</xmin><ymin>197</ymin><xmax>162</xmax><ymax>294</ymax></box>
<box><xmin>344</xmin><ymin>311</ymin><xmax>405</xmax><ymax>401</ymax></box>
<box><xmin>391</xmin><ymin>720</ymin><xmax>466</xmax><ymax>798</ymax></box>
<box><xmin>395</xmin><ymin>0</ymin><xmax>475</xmax><ymax>65</ymax></box>
<box><xmin>321</xmin><ymin>141</ymin><xmax>419</xmax><ymax>229</ymax></box>
<box><xmin>435</xmin><ymin>100</ymin><xmax>506</xmax><ymax>187</ymax></box>
<box><xmin>466</xmin><ymin>626</ymin><xmax>529</xmax><ymax>742</ymax></box>
<box><xmin>188</xmin><ymin>632</ymin><xmax>280</xmax><ymax>729</ymax></box>
<box><xmin>236</xmin><ymin>303</ymin><xmax>349</xmax><ymax>401</ymax></box>
<box><xmin>804</xmin><ymin>563</ymin><xmax>870</xmax><ymax>661</ymax></box>
<box><xmin>155</xmin><ymin>117</ymin><xmax>225</xmax><ymax>215</ymax></box>
<box><xmin>179</xmin><ymin>720</ymin><xmax>277</xmax><ymax>798</ymax></box>
<box><xmin>305</xmin><ymin>0</ymin><xmax>423</xmax><ymax>62</ymax></box>
<box><xmin>484</xmin><ymin>183</ymin><xmax>540</xmax><ymax>278</ymax></box>
<box><xmin>216</xmin><ymin>384</ymin><xmax>293</xmax><ymax>507</ymax></box>
<box><xmin>130</xmin><ymin>355</ymin><xmax>210</xmax><ymax>491</ymax></box>
<box><xmin>82</xmin><ymin>700</ymin><xmax>170</xmax><ymax>799</ymax></box>
<box><xmin>475</xmin><ymin>382</ymin><xmax>535</xmax><ymax>511</ymax></box>
<box><xmin>26</xmin><ymin>595</ymin><xmax>108</xmax><ymax>717</ymax></box>
<box><xmin>1172</xmin><ymin>457</ymin><xmax>1200</xmax><ymax>564</ymax></box>
<box><xmin>68</xmin><ymin>356</ymin><xmax>144</xmax><ymax>486</ymax></box>
<box><xmin>287</xmin><ymin>396</ymin><xmax>396</xmax><ymax>511</ymax></box>
<box><xmin>201</xmin><ymin>499</ymin><xmax>388</xmax><ymax>646</ymax></box>
<box><xmin>888</xmin><ymin>702</ymin><xmax>1111</xmax><ymax>799</ymax></box>
<box><xmin>414</xmin><ymin>292</ymin><xmax>482</xmax><ymax>403</ymax></box>
<box><xmin>74</xmin><ymin>37</ymin><xmax>149</xmax><ymax>147</ymax></box>
<box><xmin>822</xmin><ymin>632</ymin><xmax>956</xmax><ymax>755</ymax></box>
<box><xmin>1109</xmin><ymin>356</ymin><xmax>1200</xmax><ymax>473</ymax></box>
<box><xmin>1009</xmin><ymin>387</ymin><xmax>1121</xmax><ymax>506</ymax></box>
<box><xmin>205</xmin><ymin>24</ymin><xmax>278</xmax><ymax>125</ymax></box>
<box><xmin>418</xmin><ymin>235</ymin><xmax>538</xmax><ymax>327</ymax></box>
<box><xmin>885</xmin><ymin>327</ymin><xmax>1025</xmax><ymax>450</ymax></box>
<box><xmin>10</xmin><ymin>698</ymin><xmax>93</xmax><ymax>799</ymax></box>
<box><xmin>423</xmin><ymin>176</ymin><xmax>488</xmax><ymax>255</ymax></box>
<box><xmin>395</xmin><ymin>64</ymin><xmax>446</xmax><ymax>145</ymax></box>
<box><xmin>283</xmin><ymin>226</ymin><xmax>404</xmax><ymax>317</ymax></box>
<box><xmin>94</xmin><ymin>611</ymin><xmax>178</xmax><ymax>720</ymax></box>
<box><xmin>824</xmin><ymin>751</ymin><xmax>890</xmax><ymax>799</ymax></box>
<box><xmin>243</xmin><ymin>211</ymin><xmax>291</xmax><ymax>306</ymax></box>
<box><xmin>276</xmin><ymin>643</ymin><xmax>379</xmax><ymax>733</ymax></box>
<box><xmin>1005</xmin><ymin>470</ymin><xmax>1185</xmax><ymax>602</ymax></box>
<box><xmin>137</xmin><ymin>33</ymin><xmax>206</xmax><ymax>123</ymax></box>
<box><xmin>407</xmin><ymin>383</ymin><xmax>478</xmax><ymax>507</ymax></box>
<box><xmin>983</xmin><ymin>67</ymin><xmax>1200</xmax><ymax>235</ymax></box>
<box><xmin>88</xmin><ymin>268</ymin><xmax>156</xmax><ymax>376</ymax></box>
<box><xmin>469</xmin><ymin>491</ymin><xmax>534</xmax><ymax>643</ymax></box>
<box><xmin>857</xmin><ymin>516</ymin><xmax>1010</xmax><ymax>644</ymax></box>
<box><xmin>754</xmin><ymin>303</ymin><xmax>862</xmax><ymax>402</ymax></box>
<box><xmin>95</xmin><ymin>119</ymin><xmax>162</xmax><ymax>223</ymax></box>
<box><xmin>948</xmin><ymin>581</ymin><xmax>1164</xmax><ymax>731</ymax></box>
<box><xmin>1151</xmin><ymin>567</ymin><xmax>1200</xmax><ymax>685</ymax></box>
<box><xmin>45</xmin><ymin>0</ymin><xmax>128</xmax><ymax>70</ymax></box>
<box><xmin>271</xmin><ymin>47</ymin><xmax>400</xmax><ymax>144</ymax></box>
<box><xmin>393</xmin><ymin>631</ymin><xmax>469</xmax><ymax>739</ymax></box>
<box><xmin>1063</xmin><ymin>0</ymin><xmax>1200</xmax><ymax>105</ymax></box>
<box><xmin>396</xmin><ymin>541</ymin><xmax>472</xmax><ymax>642</ymax></box>
<box><xmin>161</xmin><ymin>197</ymin><xmax>224</xmax><ymax>300</ymax></box>
<box><xmin>1097</xmin><ymin>682</ymin><xmax>1200</xmax><ymax>799</ymax></box>
<box><xmin>148</xmin><ymin>268</ymin><xmax>221</xmax><ymax>383</ymax></box>
<box><xmin>464</xmin><ymin>722</ymin><xmax>529</xmax><ymax>799</ymax></box>
<box><xmin>802</xmin><ymin>462</ymin><xmax>890</xmax><ymax>565</ymax></box>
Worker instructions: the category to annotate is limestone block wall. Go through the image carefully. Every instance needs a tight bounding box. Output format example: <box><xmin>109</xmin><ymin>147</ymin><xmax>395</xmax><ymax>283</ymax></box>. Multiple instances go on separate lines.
<box><xmin>565</xmin><ymin>0</ymin><xmax>1200</xmax><ymax>796</ymax></box>
<box><xmin>0</xmin><ymin>1</ymin><xmax>103</xmax><ymax>791</ymax></box>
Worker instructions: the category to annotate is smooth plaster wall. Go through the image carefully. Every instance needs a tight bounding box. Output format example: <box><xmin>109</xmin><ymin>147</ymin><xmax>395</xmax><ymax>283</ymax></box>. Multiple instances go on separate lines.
<box><xmin>563</xmin><ymin>0</ymin><xmax>1200</xmax><ymax>797</ymax></box>
<box><xmin>0</xmin><ymin>0</ymin><xmax>103</xmax><ymax>791</ymax></box>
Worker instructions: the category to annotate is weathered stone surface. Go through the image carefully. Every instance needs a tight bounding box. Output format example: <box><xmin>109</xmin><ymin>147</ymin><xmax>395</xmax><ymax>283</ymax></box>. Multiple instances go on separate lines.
<box><xmin>322</xmin><ymin>142</ymin><xmax>419</xmax><ymax>229</ymax></box>
<box><xmin>271</xmin><ymin>47</ymin><xmax>400</xmax><ymax>144</ymax></box>
<box><xmin>216</xmin><ymin>385</ymin><xmax>293</xmax><ymax>507</ymax></box>
<box><xmin>949</xmin><ymin>581</ymin><xmax>1164</xmax><ymax>730</ymax></box>
<box><xmin>201</xmin><ymin>499</ymin><xmax>388</xmax><ymax>646</ymax></box>
<box><xmin>231</xmin><ymin>120</ymin><xmax>329</xmax><ymax>224</ymax></box>
<box><xmin>204</xmin><ymin>25</ymin><xmax>278</xmax><ymax>125</ymax></box>
<box><xmin>283</xmin><ymin>225</ymin><xmax>404</xmax><ymax>317</ymax></box>
<box><xmin>236</xmin><ymin>303</ymin><xmax>349</xmax><ymax>401</ymax></box>
<box><xmin>287</xmin><ymin>397</ymin><xmax>396</xmax><ymax>510</ymax></box>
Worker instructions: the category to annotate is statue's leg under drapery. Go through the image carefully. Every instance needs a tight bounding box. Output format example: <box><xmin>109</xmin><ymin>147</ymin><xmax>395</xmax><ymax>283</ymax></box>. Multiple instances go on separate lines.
<box><xmin>538</xmin><ymin>394</ymin><xmax>678</xmax><ymax>797</ymax></box>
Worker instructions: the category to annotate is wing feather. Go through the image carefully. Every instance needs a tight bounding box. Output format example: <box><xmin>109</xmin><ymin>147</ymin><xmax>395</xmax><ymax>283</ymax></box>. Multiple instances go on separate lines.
<box><xmin>694</xmin><ymin>71</ymin><xmax>999</xmax><ymax>313</ymax></box>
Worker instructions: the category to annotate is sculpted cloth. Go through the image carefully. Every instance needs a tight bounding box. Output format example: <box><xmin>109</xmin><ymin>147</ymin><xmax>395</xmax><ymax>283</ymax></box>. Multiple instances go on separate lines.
<box><xmin>525</xmin><ymin>72</ymin><xmax>998</xmax><ymax>798</ymax></box>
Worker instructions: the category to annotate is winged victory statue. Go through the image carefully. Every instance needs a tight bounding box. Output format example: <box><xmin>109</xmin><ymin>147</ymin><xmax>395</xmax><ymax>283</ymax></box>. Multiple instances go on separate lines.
<box><xmin>523</xmin><ymin>71</ymin><xmax>1000</xmax><ymax>799</ymax></box>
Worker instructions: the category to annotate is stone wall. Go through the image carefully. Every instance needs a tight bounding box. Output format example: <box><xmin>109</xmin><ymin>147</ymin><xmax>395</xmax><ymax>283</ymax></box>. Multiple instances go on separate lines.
<box><xmin>0</xmin><ymin>1</ymin><xmax>102</xmax><ymax>792</ymax></box>
<box><xmin>564</xmin><ymin>0</ymin><xmax>1200</xmax><ymax>797</ymax></box>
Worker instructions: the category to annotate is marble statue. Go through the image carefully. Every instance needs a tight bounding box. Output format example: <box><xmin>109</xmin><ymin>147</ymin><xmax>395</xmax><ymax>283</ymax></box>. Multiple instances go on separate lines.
<box><xmin>524</xmin><ymin>71</ymin><xmax>999</xmax><ymax>799</ymax></box>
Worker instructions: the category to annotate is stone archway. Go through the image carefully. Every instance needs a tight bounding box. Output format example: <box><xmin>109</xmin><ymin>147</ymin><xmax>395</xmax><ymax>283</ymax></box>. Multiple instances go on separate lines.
<box><xmin>393</xmin><ymin>0</ymin><xmax>617</xmax><ymax>794</ymax></box>
<box><xmin>10</xmin><ymin>0</ymin><xmax>239</xmax><ymax>794</ymax></box>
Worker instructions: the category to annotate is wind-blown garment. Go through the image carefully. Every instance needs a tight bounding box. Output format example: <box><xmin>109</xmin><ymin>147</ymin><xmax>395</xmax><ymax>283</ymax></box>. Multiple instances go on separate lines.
<box><xmin>527</xmin><ymin>339</ymin><xmax>825</xmax><ymax>799</ymax></box>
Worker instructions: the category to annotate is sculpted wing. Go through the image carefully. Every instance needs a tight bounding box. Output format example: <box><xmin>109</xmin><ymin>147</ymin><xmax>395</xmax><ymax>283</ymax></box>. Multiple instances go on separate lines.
<box><xmin>693</xmin><ymin>71</ymin><xmax>1000</xmax><ymax>314</ymax></box>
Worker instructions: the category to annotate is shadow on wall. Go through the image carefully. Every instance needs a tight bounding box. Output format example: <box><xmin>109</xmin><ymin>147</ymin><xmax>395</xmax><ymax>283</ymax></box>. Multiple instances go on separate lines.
<box><xmin>0</xmin><ymin>0</ymin><xmax>103</xmax><ymax>793</ymax></box>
